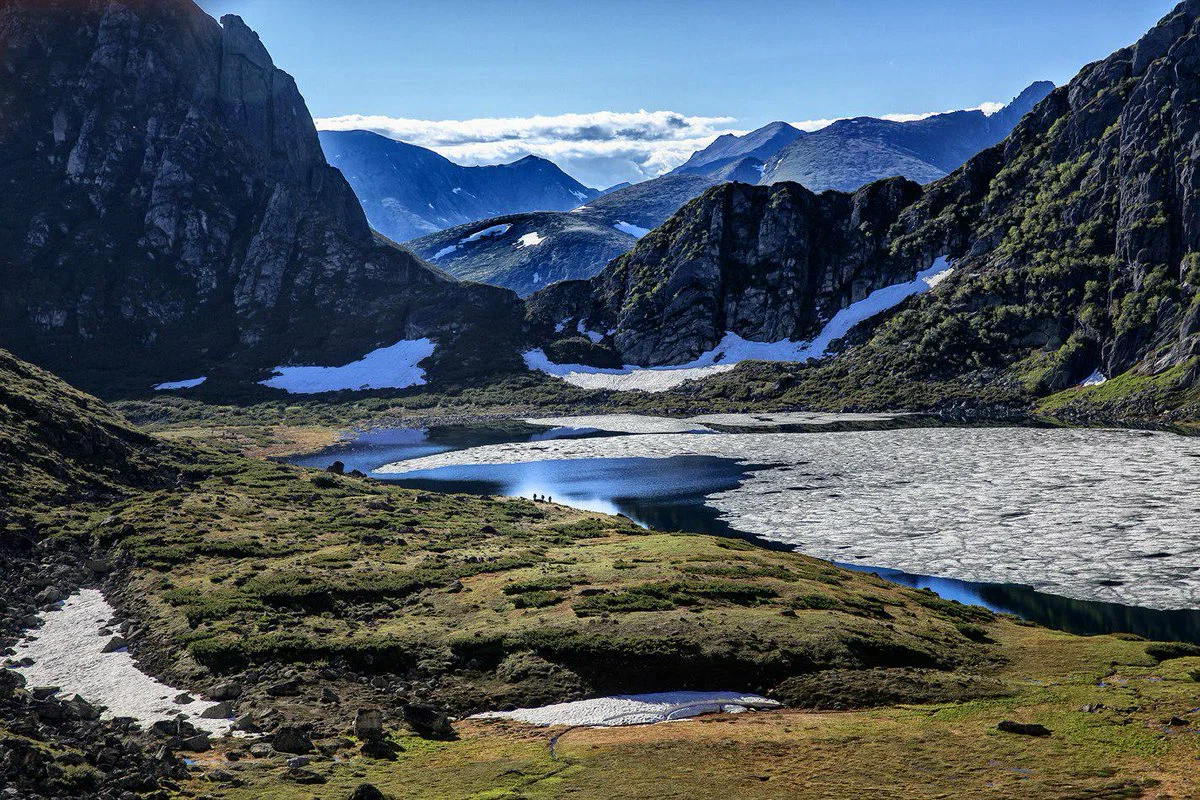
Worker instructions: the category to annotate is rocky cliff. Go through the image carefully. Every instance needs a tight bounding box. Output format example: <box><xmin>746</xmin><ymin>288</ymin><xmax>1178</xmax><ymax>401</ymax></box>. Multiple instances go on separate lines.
<box><xmin>0</xmin><ymin>0</ymin><xmax>523</xmax><ymax>392</ymax></box>
<box><xmin>532</xmin><ymin>0</ymin><xmax>1200</xmax><ymax>400</ymax></box>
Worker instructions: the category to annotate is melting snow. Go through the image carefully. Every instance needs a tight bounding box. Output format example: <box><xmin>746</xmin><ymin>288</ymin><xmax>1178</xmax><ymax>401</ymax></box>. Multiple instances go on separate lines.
<box><xmin>472</xmin><ymin>692</ymin><xmax>779</xmax><ymax>727</ymax></box>
<box><xmin>382</xmin><ymin>427</ymin><xmax>1200</xmax><ymax>610</ymax></box>
<box><xmin>613</xmin><ymin>220</ymin><xmax>651</xmax><ymax>238</ymax></box>
<box><xmin>576</xmin><ymin>320</ymin><xmax>604</xmax><ymax>343</ymax></box>
<box><xmin>1081</xmin><ymin>370</ymin><xmax>1108</xmax><ymax>387</ymax></box>
<box><xmin>461</xmin><ymin>223</ymin><xmax>512</xmax><ymax>243</ymax></box>
<box><xmin>525</xmin><ymin>414</ymin><xmax>715</xmax><ymax>434</ymax></box>
<box><xmin>12</xmin><ymin>590</ymin><xmax>231</xmax><ymax>734</ymax></box>
<box><xmin>517</xmin><ymin>232</ymin><xmax>545</xmax><ymax>248</ymax></box>
<box><xmin>260</xmin><ymin>338</ymin><xmax>435</xmax><ymax>393</ymax></box>
<box><xmin>432</xmin><ymin>244</ymin><xmax>459</xmax><ymax>259</ymax></box>
<box><xmin>153</xmin><ymin>377</ymin><xmax>206</xmax><ymax>391</ymax></box>
<box><xmin>525</xmin><ymin>256</ymin><xmax>955</xmax><ymax>392</ymax></box>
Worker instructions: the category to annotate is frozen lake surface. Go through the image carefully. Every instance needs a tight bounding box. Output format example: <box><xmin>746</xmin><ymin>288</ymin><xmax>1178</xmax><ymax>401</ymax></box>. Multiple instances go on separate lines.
<box><xmin>292</xmin><ymin>418</ymin><xmax>1200</xmax><ymax>640</ymax></box>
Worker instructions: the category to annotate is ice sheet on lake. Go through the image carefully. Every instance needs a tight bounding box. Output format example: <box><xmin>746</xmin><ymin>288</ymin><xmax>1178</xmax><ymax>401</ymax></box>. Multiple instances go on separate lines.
<box><xmin>379</xmin><ymin>427</ymin><xmax>1200</xmax><ymax>610</ymax></box>
<box><xmin>153</xmin><ymin>377</ymin><xmax>206</xmax><ymax>390</ymax></box>
<box><xmin>526</xmin><ymin>258</ymin><xmax>954</xmax><ymax>392</ymax></box>
<box><xmin>687</xmin><ymin>412</ymin><xmax>904</xmax><ymax>428</ymax></box>
<box><xmin>12</xmin><ymin>590</ymin><xmax>230</xmax><ymax>734</ymax></box>
<box><xmin>472</xmin><ymin>691</ymin><xmax>779</xmax><ymax>727</ymax></box>
<box><xmin>260</xmin><ymin>338</ymin><xmax>435</xmax><ymax>393</ymax></box>
<box><xmin>524</xmin><ymin>414</ymin><xmax>715</xmax><ymax>434</ymax></box>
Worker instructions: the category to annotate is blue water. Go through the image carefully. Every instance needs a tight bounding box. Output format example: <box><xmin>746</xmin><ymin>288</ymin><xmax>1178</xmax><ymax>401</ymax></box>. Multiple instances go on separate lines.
<box><xmin>289</xmin><ymin>425</ymin><xmax>1200</xmax><ymax>643</ymax></box>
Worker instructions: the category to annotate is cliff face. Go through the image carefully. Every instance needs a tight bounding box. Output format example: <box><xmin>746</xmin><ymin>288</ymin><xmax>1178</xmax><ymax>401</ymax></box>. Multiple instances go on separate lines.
<box><xmin>535</xmin><ymin>0</ymin><xmax>1200</xmax><ymax>394</ymax></box>
<box><xmin>531</xmin><ymin>178</ymin><xmax>923</xmax><ymax>365</ymax></box>
<box><xmin>0</xmin><ymin>0</ymin><xmax>522</xmax><ymax>391</ymax></box>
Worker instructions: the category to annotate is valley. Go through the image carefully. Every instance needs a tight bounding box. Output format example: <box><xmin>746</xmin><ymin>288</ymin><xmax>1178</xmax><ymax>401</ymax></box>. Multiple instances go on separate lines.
<box><xmin>3</xmin><ymin>0</ymin><xmax>1200</xmax><ymax>798</ymax></box>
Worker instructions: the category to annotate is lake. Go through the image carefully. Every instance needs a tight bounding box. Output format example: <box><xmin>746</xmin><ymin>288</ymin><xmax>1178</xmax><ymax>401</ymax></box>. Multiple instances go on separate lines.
<box><xmin>290</xmin><ymin>418</ymin><xmax>1200</xmax><ymax>643</ymax></box>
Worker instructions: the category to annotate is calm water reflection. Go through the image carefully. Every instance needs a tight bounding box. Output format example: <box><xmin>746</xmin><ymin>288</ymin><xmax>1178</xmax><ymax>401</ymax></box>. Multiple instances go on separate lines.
<box><xmin>289</xmin><ymin>425</ymin><xmax>1200</xmax><ymax>643</ymax></box>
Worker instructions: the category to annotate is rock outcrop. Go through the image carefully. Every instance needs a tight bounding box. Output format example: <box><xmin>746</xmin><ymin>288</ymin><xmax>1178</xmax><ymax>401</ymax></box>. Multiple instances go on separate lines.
<box><xmin>0</xmin><ymin>0</ymin><xmax>523</xmax><ymax>392</ymax></box>
<box><xmin>532</xmin><ymin>0</ymin><xmax>1200</xmax><ymax>396</ymax></box>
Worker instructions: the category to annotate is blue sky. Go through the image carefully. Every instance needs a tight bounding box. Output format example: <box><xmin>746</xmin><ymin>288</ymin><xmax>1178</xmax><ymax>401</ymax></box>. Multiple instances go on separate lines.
<box><xmin>197</xmin><ymin>0</ymin><xmax>1179</xmax><ymax>186</ymax></box>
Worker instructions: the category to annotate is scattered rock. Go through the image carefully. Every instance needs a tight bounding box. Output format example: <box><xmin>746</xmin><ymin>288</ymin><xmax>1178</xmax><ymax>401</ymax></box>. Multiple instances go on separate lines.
<box><xmin>30</xmin><ymin>686</ymin><xmax>59</xmax><ymax>700</ymax></box>
<box><xmin>327</xmin><ymin>461</ymin><xmax>346</xmax><ymax>475</ymax></box>
<box><xmin>1168</xmin><ymin>715</ymin><xmax>1191</xmax><ymax>726</ymax></box>
<box><xmin>997</xmin><ymin>720</ymin><xmax>1052</xmax><ymax>737</ymax></box>
<box><xmin>174</xmin><ymin>692</ymin><xmax>194</xmax><ymax>704</ymax></box>
<box><xmin>284</xmin><ymin>768</ymin><xmax>327</xmax><ymax>785</ymax></box>
<box><xmin>200</xmin><ymin>701</ymin><xmax>233</xmax><ymax>718</ymax></box>
<box><xmin>353</xmin><ymin>708</ymin><xmax>384</xmax><ymax>739</ymax></box>
<box><xmin>249</xmin><ymin>743</ymin><xmax>274</xmax><ymax>758</ymax></box>
<box><xmin>178</xmin><ymin>733</ymin><xmax>211</xmax><ymax>752</ymax></box>
<box><xmin>321</xmin><ymin>687</ymin><xmax>341</xmax><ymax>703</ymax></box>
<box><xmin>359</xmin><ymin>738</ymin><xmax>399</xmax><ymax>760</ymax></box>
<box><xmin>101</xmin><ymin>635</ymin><xmax>127</xmax><ymax>653</ymax></box>
<box><xmin>350</xmin><ymin>784</ymin><xmax>389</xmax><ymax>800</ymax></box>
<box><xmin>272</xmin><ymin>725</ymin><xmax>315</xmax><ymax>754</ymax></box>
<box><xmin>210</xmin><ymin>682</ymin><xmax>243</xmax><ymax>700</ymax></box>
<box><xmin>267</xmin><ymin>677</ymin><xmax>301</xmax><ymax>696</ymax></box>
<box><xmin>402</xmin><ymin>702</ymin><xmax>456</xmax><ymax>740</ymax></box>
<box><xmin>287</xmin><ymin>755</ymin><xmax>312</xmax><ymax>768</ymax></box>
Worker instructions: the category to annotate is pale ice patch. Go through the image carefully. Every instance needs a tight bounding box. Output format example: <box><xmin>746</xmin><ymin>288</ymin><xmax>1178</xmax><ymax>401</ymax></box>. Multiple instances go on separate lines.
<box><xmin>554</xmin><ymin>319</ymin><xmax>569</xmax><ymax>333</ymax></box>
<box><xmin>380</xmin><ymin>427</ymin><xmax>1200</xmax><ymax>610</ymax></box>
<box><xmin>461</xmin><ymin>223</ymin><xmax>512</xmax><ymax>243</ymax></box>
<box><xmin>517</xmin><ymin>232</ymin><xmax>545</xmax><ymax>248</ymax></box>
<box><xmin>153</xmin><ymin>377</ymin><xmax>206</xmax><ymax>391</ymax></box>
<box><xmin>576</xmin><ymin>320</ymin><xmax>604</xmax><ymax>343</ymax></box>
<box><xmin>613</xmin><ymin>220</ymin><xmax>651</xmax><ymax>238</ymax></box>
<box><xmin>525</xmin><ymin>414</ymin><xmax>715</xmax><ymax>434</ymax></box>
<box><xmin>571</xmin><ymin>190</ymin><xmax>589</xmax><ymax>203</ymax></box>
<box><xmin>1081</xmin><ymin>370</ymin><xmax>1108</xmax><ymax>387</ymax></box>
<box><xmin>12</xmin><ymin>590</ymin><xmax>230</xmax><ymax>735</ymax></box>
<box><xmin>472</xmin><ymin>691</ymin><xmax>779</xmax><ymax>727</ymax></box>
<box><xmin>522</xmin><ymin>349</ymin><xmax>736</xmax><ymax>392</ymax></box>
<box><xmin>452</xmin><ymin>187</ymin><xmax>463</xmax><ymax>194</ymax></box>
<box><xmin>260</xmin><ymin>339</ymin><xmax>435</xmax><ymax>393</ymax></box>
<box><xmin>525</xmin><ymin>257</ymin><xmax>955</xmax><ymax>391</ymax></box>
<box><xmin>432</xmin><ymin>244</ymin><xmax>459</xmax><ymax>259</ymax></box>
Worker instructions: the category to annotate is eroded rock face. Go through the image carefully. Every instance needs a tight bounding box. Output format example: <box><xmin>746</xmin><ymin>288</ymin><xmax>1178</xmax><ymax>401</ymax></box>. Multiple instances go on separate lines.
<box><xmin>0</xmin><ymin>0</ymin><xmax>522</xmax><ymax>390</ymax></box>
<box><xmin>534</xmin><ymin>1</ymin><xmax>1200</xmax><ymax>388</ymax></box>
<box><xmin>531</xmin><ymin>178</ymin><xmax>925</xmax><ymax>366</ymax></box>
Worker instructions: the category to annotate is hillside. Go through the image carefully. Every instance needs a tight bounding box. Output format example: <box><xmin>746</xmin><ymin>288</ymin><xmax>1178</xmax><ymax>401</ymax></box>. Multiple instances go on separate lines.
<box><xmin>407</xmin><ymin>174</ymin><xmax>715</xmax><ymax>295</ymax></box>
<box><xmin>320</xmin><ymin>130</ymin><xmax>598</xmax><ymax>241</ymax></box>
<box><xmin>0</xmin><ymin>0</ymin><xmax>523</xmax><ymax>393</ymax></box>
<box><xmin>527</xmin><ymin>1</ymin><xmax>1200</xmax><ymax>418</ymax></box>
<box><xmin>668</xmin><ymin>83</ymin><xmax>1053</xmax><ymax>194</ymax></box>
<box><xmin>762</xmin><ymin>81</ymin><xmax>1054</xmax><ymax>190</ymax></box>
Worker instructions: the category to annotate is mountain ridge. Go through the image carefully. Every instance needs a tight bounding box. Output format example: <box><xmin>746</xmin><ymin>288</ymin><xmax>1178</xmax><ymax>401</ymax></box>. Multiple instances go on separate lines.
<box><xmin>319</xmin><ymin>129</ymin><xmax>599</xmax><ymax>242</ymax></box>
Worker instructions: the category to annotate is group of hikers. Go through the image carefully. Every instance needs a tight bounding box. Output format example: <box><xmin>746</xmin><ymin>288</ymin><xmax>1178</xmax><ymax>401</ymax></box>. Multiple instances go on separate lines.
<box><xmin>531</xmin><ymin>493</ymin><xmax>553</xmax><ymax>503</ymax></box>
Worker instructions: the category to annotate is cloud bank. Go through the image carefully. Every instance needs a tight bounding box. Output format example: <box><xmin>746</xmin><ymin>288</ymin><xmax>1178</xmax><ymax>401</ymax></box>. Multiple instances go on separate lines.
<box><xmin>316</xmin><ymin>102</ymin><xmax>1006</xmax><ymax>188</ymax></box>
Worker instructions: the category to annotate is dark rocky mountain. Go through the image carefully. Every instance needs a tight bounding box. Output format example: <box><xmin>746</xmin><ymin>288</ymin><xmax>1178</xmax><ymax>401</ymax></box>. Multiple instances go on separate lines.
<box><xmin>0</xmin><ymin>0</ymin><xmax>523</xmax><ymax>393</ymax></box>
<box><xmin>668</xmin><ymin>84</ymin><xmax>1053</xmax><ymax>194</ymax></box>
<box><xmin>318</xmin><ymin>129</ymin><xmax>599</xmax><ymax>242</ymax></box>
<box><xmin>529</xmin><ymin>0</ymin><xmax>1200</xmax><ymax>402</ymax></box>
<box><xmin>670</xmin><ymin>120</ymin><xmax>803</xmax><ymax>182</ymax></box>
<box><xmin>761</xmin><ymin>81</ymin><xmax>1055</xmax><ymax>191</ymax></box>
<box><xmin>407</xmin><ymin>174</ymin><xmax>715</xmax><ymax>296</ymax></box>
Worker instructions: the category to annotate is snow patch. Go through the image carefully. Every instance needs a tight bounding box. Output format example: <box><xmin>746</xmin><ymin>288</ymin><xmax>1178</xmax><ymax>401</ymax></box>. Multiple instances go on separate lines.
<box><xmin>461</xmin><ymin>223</ymin><xmax>512</xmax><ymax>243</ymax></box>
<box><xmin>525</xmin><ymin>414</ymin><xmax>715</xmax><ymax>434</ymax></box>
<box><xmin>472</xmin><ymin>691</ymin><xmax>779</xmax><ymax>727</ymax></box>
<box><xmin>1081</xmin><ymin>370</ymin><xmax>1108</xmax><ymax>387</ymax></box>
<box><xmin>613</xmin><ymin>220</ymin><xmax>651</xmax><ymax>238</ymax></box>
<box><xmin>432</xmin><ymin>244</ymin><xmax>459</xmax><ymax>259</ymax></box>
<box><xmin>576</xmin><ymin>320</ymin><xmax>604</xmax><ymax>343</ymax></box>
<box><xmin>260</xmin><ymin>339</ymin><xmax>435</xmax><ymax>393</ymax></box>
<box><xmin>525</xmin><ymin>257</ymin><xmax>955</xmax><ymax>392</ymax></box>
<box><xmin>516</xmin><ymin>232</ymin><xmax>545</xmax><ymax>248</ymax></box>
<box><xmin>571</xmin><ymin>206</ymin><xmax>590</xmax><ymax>213</ymax></box>
<box><xmin>452</xmin><ymin>187</ymin><xmax>463</xmax><ymax>194</ymax></box>
<box><xmin>570</xmin><ymin>190</ymin><xmax>588</xmax><ymax>202</ymax></box>
<box><xmin>153</xmin><ymin>377</ymin><xmax>206</xmax><ymax>391</ymax></box>
<box><xmin>12</xmin><ymin>590</ymin><xmax>231</xmax><ymax>735</ymax></box>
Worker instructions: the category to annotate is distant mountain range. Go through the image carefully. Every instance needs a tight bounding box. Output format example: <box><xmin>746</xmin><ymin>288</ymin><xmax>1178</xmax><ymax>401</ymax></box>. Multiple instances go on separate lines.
<box><xmin>319</xmin><ymin>130</ymin><xmax>599</xmax><ymax>242</ymax></box>
<box><xmin>671</xmin><ymin>82</ymin><xmax>1055</xmax><ymax>192</ymax></box>
<box><xmin>406</xmin><ymin>174</ymin><xmax>716</xmax><ymax>296</ymax></box>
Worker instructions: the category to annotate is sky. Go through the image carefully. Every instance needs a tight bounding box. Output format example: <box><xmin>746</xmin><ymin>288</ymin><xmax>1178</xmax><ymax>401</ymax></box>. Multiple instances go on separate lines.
<box><xmin>197</xmin><ymin>0</ymin><xmax>1179</xmax><ymax>187</ymax></box>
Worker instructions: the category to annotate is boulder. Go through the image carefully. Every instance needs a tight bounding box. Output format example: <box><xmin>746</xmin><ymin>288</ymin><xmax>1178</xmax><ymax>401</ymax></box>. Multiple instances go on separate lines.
<box><xmin>353</xmin><ymin>708</ymin><xmax>384</xmax><ymax>739</ymax></box>
<box><xmin>272</xmin><ymin>725</ymin><xmax>315</xmax><ymax>754</ymax></box>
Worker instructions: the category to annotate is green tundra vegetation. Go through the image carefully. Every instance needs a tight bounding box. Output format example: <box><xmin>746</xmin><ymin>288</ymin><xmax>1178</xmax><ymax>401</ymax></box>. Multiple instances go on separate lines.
<box><xmin>4</xmin><ymin>346</ymin><xmax>1200</xmax><ymax>797</ymax></box>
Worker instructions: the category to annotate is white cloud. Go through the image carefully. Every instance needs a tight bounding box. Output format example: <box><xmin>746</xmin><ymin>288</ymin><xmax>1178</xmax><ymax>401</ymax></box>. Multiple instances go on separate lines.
<box><xmin>316</xmin><ymin>110</ymin><xmax>742</xmax><ymax>188</ymax></box>
<box><xmin>316</xmin><ymin>101</ymin><xmax>1006</xmax><ymax>188</ymax></box>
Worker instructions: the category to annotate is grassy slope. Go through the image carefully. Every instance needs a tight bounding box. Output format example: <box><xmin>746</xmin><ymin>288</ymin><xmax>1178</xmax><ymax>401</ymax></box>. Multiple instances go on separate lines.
<box><xmin>6</xmin><ymin>346</ymin><xmax>1200</xmax><ymax>796</ymax></box>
